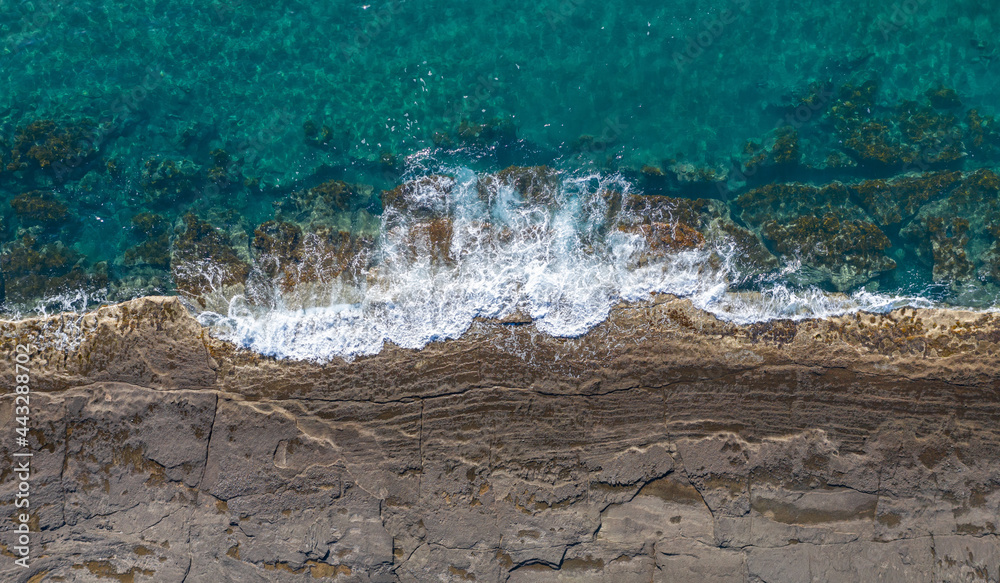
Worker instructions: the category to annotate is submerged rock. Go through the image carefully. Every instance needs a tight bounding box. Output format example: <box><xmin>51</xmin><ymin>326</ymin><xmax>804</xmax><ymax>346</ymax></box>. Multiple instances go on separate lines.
<box><xmin>400</xmin><ymin>217</ymin><xmax>454</xmax><ymax>264</ymax></box>
<box><xmin>5</xmin><ymin>118</ymin><xmax>102</xmax><ymax>179</ymax></box>
<box><xmin>827</xmin><ymin>81</ymin><xmax>970</xmax><ymax>170</ymax></box>
<box><xmin>170</xmin><ymin>214</ymin><xmax>251</xmax><ymax>306</ymax></box>
<box><xmin>251</xmin><ymin>220</ymin><xmax>372</xmax><ymax>293</ymax></box>
<box><xmin>620</xmin><ymin>194</ymin><xmax>778</xmax><ymax>276</ymax></box>
<box><xmin>381</xmin><ymin>175</ymin><xmax>456</xmax><ymax>218</ymax></box>
<box><xmin>276</xmin><ymin>179</ymin><xmax>377</xmax><ymax>231</ymax></box>
<box><xmin>741</xmin><ymin>126</ymin><xmax>802</xmax><ymax>176</ymax></box>
<box><xmin>122</xmin><ymin>213</ymin><xmax>171</xmax><ymax>270</ymax></box>
<box><xmin>965</xmin><ymin>108</ymin><xmax>1000</xmax><ymax>158</ymax></box>
<box><xmin>848</xmin><ymin>171</ymin><xmax>962</xmax><ymax>228</ymax></box>
<box><xmin>9</xmin><ymin>190</ymin><xmax>70</xmax><ymax>228</ymax></box>
<box><xmin>734</xmin><ymin>182</ymin><xmax>861</xmax><ymax>227</ymax></box>
<box><xmin>900</xmin><ymin>169</ymin><xmax>1000</xmax><ymax>287</ymax></box>
<box><xmin>141</xmin><ymin>157</ymin><xmax>203</xmax><ymax>206</ymax></box>
<box><xmin>0</xmin><ymin>234</ymin><xmax>108</xmax><ymax>305</ymax></box>
<box><xmin>904</xmin><ymin>215</ymin><xmax>976</xmax><ymax>283</ymax></box>
<box><xmin>762</xmin><ymin>214</ymin><xmax>896</xmax><ymax>291</ymax></box>
<box><xmin>477</xmin><ymin>165</ymin><xmax>562</xmax><ymax>206</ymax></box>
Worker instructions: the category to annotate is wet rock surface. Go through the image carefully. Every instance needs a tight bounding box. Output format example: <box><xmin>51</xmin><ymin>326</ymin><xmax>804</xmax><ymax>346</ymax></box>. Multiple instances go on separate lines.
<box><xmin>1</xmin><ymin>296</ymin><xmax>999</xmax><ymax>582</ymax></box>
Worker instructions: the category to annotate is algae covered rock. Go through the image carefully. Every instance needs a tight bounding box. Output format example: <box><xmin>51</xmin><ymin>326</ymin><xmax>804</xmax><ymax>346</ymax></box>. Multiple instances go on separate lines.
<box><xmin>901</xmin><ymin>215</ymin><xmax>976</xmax><ymax>283</ymax></box>
<box><xmin>965</xmin><ymin>109</ymin><xmax>1000</xmax><ymax>159</ymax></box>
<box><xmin>900</xmin><ymin>169</ymin><xmax>1000</xmax><ymax>286</ymax></box>
<box><xmin>6</xmin><ymin>118</ymin><xmax>102</xmax><ymax>180</ymax></box>
<box><xmin>381</xmin><ymin>175</ymin><xmax>456</xmax><ymax>218</ymax></box>
<box><xmin>0</xmin><ymin>234</ymin><xmax>108</xmax><ymax>305</ymax></box>
<box><xmin>618</xmin><ymin>221</ymin><xmax>706</xmax><ymax>263</ymax></box>
<box><xmin>741</xmin><ymin>127</ymin><xmax>802</xmax><ymax>177</ymax></box>
<box><xmin>399</xmin><ymin>217</ymin><xmax>454</xmax><ymax>264</ymax></box>
<box><xmin>619</xmin><ymin>194</ymin><xmax>778</xmax><ymax>277</ymax></box>
<box><xmin>122</xmin><ymin>213</ymin><xmax>171</xmax><ymax>270</ymax></box>
<box><xmin>275</xmin><ymin>179</ymin><xmax>377</xmax><ymax>229</ymax></box>
<box><xmin>848</xmin><ymin>171</ymin><xmax>961</xmax><ymax>228</ymax></box>
<box><xmin>762</xmin><ymin>214</ymin><xmax>896</xmax><ymax>291</ymax></box>
<box><xmin>734</xmin><ymin>181</ymin><xmax>860</xmax><ymax>227</ymax></box>
<box><xmin>477</xmin><ymin>165</ymin><xmax>562</xmax><ymax>206</ymax></box>
<box><xmin>981</xmin><ymin>223</ymin><xmax>1000</xmax><ymax>286</ymax></box>
<box><xmin>170</xmin><ymin>214</ymin><xmax>251</xmax><ymax>305</ymax></box>
<box><xmin>141</xmin><ymin>157</ymin><xmax>203</xmax><ymax>206</ymax></box>
<box><xmin>828</xmin><ymin>81</ymin><xmax>966</xmax><ymax>170</ymax></box>
<box><xmin>251</xmin><ymin>220</ymin><xmax>372</xmax><ymax>293</ymax></box>
<box><xmin>245</xmin><ymin>179</ymin><xmax>380</xmax><ymax>303</ymax></box>
<box><xmin>620</xmin><ymin>194</ymin><xmax>716</xmax><ymax>228</ymax></box>
<box><xmin>10</xmin><ymin>190</ymin><xmax>70</xmax><ymax>228</ymax></box>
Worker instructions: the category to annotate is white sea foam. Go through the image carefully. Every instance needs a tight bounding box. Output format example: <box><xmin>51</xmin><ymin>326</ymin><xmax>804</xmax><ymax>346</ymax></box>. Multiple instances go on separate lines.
<box><xmin>700</xmin><ymin>286</ymin><xmax>937</xmax><ymax>325</ymax></box>
<box><xmin>195</xmin><ymin>168</ymin><xmax>945</xmax><ymax>362</ymax></box>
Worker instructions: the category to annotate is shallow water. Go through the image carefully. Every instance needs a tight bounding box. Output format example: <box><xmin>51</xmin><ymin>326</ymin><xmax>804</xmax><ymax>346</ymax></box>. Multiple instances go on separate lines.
<box><xmin>1</xmin><ymin>0</ymin><xmax>999</xmax><ymax>359</ymax></box>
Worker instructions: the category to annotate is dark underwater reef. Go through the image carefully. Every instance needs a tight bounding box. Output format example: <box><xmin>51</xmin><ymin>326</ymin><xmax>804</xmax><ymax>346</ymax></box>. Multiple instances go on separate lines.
<box><xmin>1</xmin><ymin>79</ymin><xmax>1000</xmax><ymax>313</ymax></box>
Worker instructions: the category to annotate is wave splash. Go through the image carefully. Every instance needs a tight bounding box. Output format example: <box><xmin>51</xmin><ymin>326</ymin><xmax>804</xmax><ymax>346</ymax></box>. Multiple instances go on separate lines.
<box><xmin>196</xmin><ymin>167</ymin><xmax>937</xmax><ymax>361</ymax></box>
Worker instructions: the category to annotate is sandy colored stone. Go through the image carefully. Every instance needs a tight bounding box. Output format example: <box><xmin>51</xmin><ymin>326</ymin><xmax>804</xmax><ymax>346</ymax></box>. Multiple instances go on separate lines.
<box><xmin>0</xmin><ymin>295</ymin><xmax>998</xmax><ymax>581</ymax></box>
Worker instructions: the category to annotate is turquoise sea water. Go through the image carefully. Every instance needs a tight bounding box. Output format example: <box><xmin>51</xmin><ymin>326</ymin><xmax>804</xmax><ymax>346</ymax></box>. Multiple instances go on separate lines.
<box><xmin>2</xmin><ymin>0</ymin><xmax>1000</xmax><ymax>359</ymax></box>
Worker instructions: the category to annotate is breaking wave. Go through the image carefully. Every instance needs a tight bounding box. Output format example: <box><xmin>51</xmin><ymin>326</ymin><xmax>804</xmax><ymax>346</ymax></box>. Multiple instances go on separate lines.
<box><xmin>194</xmin><ymin>166</ymin><xmax>943</xmax><ymax>362</ymax></box>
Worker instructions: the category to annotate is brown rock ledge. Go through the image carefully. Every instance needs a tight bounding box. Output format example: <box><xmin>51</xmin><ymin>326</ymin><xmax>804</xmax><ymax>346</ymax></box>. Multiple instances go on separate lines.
<box><xmin>1</xmin><ymin>296</ymin><xmax>998</xmax><ymax>582</ymax></box>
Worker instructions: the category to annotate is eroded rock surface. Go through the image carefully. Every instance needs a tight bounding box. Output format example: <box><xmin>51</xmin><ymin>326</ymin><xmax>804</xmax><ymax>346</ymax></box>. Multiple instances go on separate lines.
<box><xmin>1</xmin><ymin>296</ymin><xmax>999</xmax><ymax>582</ymax></box>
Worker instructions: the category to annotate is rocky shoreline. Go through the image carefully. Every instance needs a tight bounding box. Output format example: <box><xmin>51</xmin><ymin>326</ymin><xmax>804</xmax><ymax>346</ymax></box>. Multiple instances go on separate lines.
<box><xmin>1</xmin><ymin>295</ymin><xmax>999</xmax><ymax>582</ymax></box>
